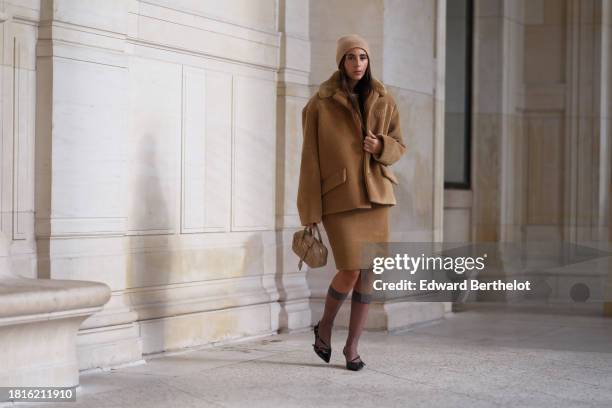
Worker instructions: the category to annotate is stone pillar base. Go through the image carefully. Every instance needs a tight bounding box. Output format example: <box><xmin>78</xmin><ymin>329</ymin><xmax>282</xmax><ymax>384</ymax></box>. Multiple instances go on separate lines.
<box><xmin>277</xmin><ymin>299</ymin><xmax>312</xmax><ymax>333</ymax></box>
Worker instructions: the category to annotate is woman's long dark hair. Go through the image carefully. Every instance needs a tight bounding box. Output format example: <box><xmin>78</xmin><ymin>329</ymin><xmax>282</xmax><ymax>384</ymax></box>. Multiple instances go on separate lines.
<box><xmin>338</xmin><ymin>54</ymin><xmax>373</xmax><ymax>136</ymax></box>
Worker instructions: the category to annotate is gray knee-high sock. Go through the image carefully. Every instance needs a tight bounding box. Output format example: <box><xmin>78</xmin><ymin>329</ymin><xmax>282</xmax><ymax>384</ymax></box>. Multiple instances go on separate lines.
<box><xmin>345</xmin><ymin>270</ymin><xmax>373</xmax><ymax>352</ymax></box>
<box><xmin>345</xmin><ymin>291</ymin><xmax>371</xmax><ymax>352</ymax></box>
<box><xmin>320</xmin><ymin>285</ymin><xmax>348</xmax><ymax>327</ymax></box>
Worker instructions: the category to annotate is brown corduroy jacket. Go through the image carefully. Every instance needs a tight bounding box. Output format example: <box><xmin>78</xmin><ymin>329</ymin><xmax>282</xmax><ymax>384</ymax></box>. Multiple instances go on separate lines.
<box><xmin>297</xmin><ymin>70</ymin><xmax>406</xmax><ymax>226</ymax></box>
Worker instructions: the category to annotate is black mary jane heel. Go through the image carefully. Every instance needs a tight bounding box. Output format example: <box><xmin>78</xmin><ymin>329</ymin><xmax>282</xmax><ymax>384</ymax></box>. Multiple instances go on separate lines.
<box><xmin>312</xmin><ymin>322</ymin><xmax>331</xmax><ymax>363</ymax></box>
<box><xmin>343</xmin><ymin>347</ymin><xmax>366</xmax><ymax>371</ymax></box>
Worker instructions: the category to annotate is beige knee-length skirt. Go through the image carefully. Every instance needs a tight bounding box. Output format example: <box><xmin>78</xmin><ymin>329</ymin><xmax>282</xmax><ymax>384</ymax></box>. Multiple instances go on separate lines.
<box><xmin>322</xmin><ymin>204</ymin><xmax>390</xmax><ymax>271</ymax></box>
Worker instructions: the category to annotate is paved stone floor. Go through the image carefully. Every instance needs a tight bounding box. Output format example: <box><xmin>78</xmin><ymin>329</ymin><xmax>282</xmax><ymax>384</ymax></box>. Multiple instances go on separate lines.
<box><xmin>8</xmin><ymin>304</ymin><xmax>612</xmax><ymax>408</ymax></box>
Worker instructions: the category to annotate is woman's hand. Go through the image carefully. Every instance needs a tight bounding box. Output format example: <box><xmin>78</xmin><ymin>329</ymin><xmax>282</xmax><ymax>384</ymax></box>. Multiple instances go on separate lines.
<box><xmin>363</xmin><ymin>130</ymin><xmax>382</xmax><ymax>155</ymax></box>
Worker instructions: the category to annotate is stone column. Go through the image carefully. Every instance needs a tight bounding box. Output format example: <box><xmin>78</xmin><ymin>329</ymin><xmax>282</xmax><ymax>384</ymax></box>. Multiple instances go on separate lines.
<box><xmin>0</xmin><ymin>1</ymin><xmax>40</xmax><ymax>277</ymax></box>
<box><xmin>560</xmin><ymin>0</ymin><xmax>611</xmax><ymax>307</ymax></box>
<box><xmin>275</xmin><ymin>0</ymin><xmax>314</xmax><ymax>331</ymax></box>
<box><xmin>35</xmin><ymin>0</ymin><xmax>140</xmax><ymax>369</ymax></box>
<box><xmin>472</xmin><ymin>0</ymin><xmax>526</xmax><ymax>243</ymax></box>
<box><xmin>563</xmin><ymin>0</ymin><xmax>611</xmax><ymax>243</ymax></box>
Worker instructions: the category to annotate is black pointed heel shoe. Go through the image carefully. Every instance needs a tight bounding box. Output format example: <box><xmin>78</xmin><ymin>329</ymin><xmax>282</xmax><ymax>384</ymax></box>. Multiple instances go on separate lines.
<box><xmin>312</xmin><ymin>322</ymin><xmax>331</xmax><ymax>363</ymax></box>
<box><xmin>343</xmin><ymin>347</ymin><xmax>365</xmax><ymax>371</ymax></box>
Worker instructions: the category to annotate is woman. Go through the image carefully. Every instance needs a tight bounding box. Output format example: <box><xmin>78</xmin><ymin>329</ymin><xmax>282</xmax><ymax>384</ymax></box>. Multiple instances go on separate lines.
<box><xmin>297</xmin><ymin>34</ymin><xmax>406</xmax><ymax>371</ymax></box>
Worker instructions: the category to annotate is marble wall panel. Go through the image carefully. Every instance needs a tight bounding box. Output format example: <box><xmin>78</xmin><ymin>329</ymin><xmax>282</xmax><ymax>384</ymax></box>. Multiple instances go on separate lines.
<box><xmin>231</xmin><ymin>75</ymin><xmax>276</xmax><ymax>231</ymax></box>
<box><xmin>11</xmin><ymin>68</ymin><xmax>35</xmax><ymax>240</ymax></box>
<box><xmin>181</xmin><ymin>67</ymin><xmax>232</xmax><ymax>233</ymax></box>
<box><xmin>1</xmin><ymin>26</ymin><xmax>36</xmax><ymax>242</ymax></box>
<box><xmin>278</xmin><ymin>94</ymin><xmax>308</xmax><ymax>220</ymax></box>
<box><xmin>45</xmin><ymin>58</ymin><xmax>127</xmax><ymax>235</ymax></box>
<box><xmin>127</xmin><ymin>57</ymin><xmax>181</xmax><ymax>234</ymax></box>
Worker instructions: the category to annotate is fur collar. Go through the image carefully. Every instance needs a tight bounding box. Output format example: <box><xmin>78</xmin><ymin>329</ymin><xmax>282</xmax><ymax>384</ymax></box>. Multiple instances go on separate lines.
<box><xmin>317</xmin><ymin>70</ymin><xmax>387</xmax><ymax>98</ymax></box>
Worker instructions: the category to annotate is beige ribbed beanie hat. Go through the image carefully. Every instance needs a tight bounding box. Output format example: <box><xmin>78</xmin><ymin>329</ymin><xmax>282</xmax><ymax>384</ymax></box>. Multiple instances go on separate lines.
<box><xmin>336</xmin><ymin>34</ymin><xmax>370</xmax><ymax>67</ymax></box>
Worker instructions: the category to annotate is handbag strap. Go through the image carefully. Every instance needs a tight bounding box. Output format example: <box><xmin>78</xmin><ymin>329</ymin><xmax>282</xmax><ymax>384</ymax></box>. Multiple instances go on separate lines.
<box><xmin>312</xmin><ymin>223</ymin><xmax>323</xmax><ymax>242</ymax></box>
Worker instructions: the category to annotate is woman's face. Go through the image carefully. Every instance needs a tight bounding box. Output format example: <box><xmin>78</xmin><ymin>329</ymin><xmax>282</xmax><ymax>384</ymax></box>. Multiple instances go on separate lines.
<box><xmin>342</xmin><ymin>47</ymin><xmax>368</xmax><ymax>82</ymax></box>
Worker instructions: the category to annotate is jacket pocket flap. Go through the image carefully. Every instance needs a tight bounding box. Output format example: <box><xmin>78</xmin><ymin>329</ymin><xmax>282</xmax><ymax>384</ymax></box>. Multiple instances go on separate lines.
<box><xmin>321</xmin><ymin>168</ymin><xmax>347</xmax><ymax>195</ymax></box>
<box><xmin>381</xmin><ymin>165</ymin><xmax>399</xmax><ymax>185</ymax></box>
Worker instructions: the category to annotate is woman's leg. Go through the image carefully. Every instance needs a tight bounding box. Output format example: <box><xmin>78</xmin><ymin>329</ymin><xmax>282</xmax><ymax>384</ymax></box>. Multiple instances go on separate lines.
<box><xmin>344</xmin><ymin>268</ymin><xmax>374</xmax><ymax>362</ymax></box>
<box><xmin>315</xmin><ymin>269</ymin><xmax>360</xmax><ymax>349</ymax></box>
